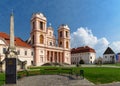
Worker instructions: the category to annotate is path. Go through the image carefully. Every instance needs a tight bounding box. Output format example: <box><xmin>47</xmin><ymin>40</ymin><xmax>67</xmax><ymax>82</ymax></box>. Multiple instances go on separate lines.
<box><xmin>3</xmin><ymin>75</ymin><xmax>94</xmax><ymax>86</ymax></box>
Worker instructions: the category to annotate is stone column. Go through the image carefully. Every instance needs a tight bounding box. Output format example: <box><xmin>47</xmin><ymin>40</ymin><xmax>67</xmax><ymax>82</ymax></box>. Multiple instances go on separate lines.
<box><xmin>60</xmin><ymin>52</ymin><xmax>62</xmax><ymax>63</ymax></box>
<box><xmin>53</xmin><ymin>51</ymin><xmax>55</xmax><ymax>62</ymax></box>
<box><xmin>58</xmin><ymin>52</ymin><xmax>60</xmax><ymax>63</ymax></box>
<box><xmin>49</xmin><ymin>51</ymin><xmax>51</xmax><ymax>62</ymax></box>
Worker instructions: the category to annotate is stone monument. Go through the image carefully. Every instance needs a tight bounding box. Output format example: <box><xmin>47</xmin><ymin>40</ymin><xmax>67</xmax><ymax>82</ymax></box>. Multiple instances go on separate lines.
<box><xmin>5</xmin><ymin>11</ymin><xmax>17</xmax><ymax>84</ymax></box>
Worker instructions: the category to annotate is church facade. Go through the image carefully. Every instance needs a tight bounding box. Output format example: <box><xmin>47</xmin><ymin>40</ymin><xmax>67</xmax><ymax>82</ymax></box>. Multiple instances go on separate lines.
<box><xmin>28</xmin><ymin>13</ymin><xmax>71</xmax><ymax>66</ymax></box>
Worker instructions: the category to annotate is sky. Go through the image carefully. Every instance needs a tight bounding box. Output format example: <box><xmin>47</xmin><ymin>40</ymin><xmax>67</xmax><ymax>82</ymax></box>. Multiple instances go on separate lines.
<box><xmin>1</xmin><ymin>0</ymin><xmax>120</xmax><ymax>57</ymax></box>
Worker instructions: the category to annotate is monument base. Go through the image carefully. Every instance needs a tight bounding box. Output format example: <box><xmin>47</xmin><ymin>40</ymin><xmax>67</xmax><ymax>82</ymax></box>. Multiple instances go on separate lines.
<box><xmin>5</xmin><ymin>58</ymin><xmax>17</xmax><ymax>84</ymax></box>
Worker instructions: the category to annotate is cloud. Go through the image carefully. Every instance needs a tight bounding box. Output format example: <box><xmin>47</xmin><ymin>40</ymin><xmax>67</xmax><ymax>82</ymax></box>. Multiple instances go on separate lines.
<box><xmin>71</xmin><ymin>27</ymin><xmax>112</xmax><ymax>57</ymax></box>
<box><xmin>110</xmin><ymin>41</ymin><xmax>120</xmax><ymax>53</ymax></box>
<box><xmin>71</xmin><ymin>27</ymin><xmax>97</xmax><ymax>48</ymax></box>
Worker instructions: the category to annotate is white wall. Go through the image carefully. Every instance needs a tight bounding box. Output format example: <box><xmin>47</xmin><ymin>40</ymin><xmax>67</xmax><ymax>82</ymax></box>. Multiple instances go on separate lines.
<box><xmin>71</xmin><ymin>52</ymin><xmax>96</xmax><ymax>64</ymax></box>
<box><xmin>103</xmin><ymin>54</ymin><xmax>116</xmax><ymax>63</ymax></box>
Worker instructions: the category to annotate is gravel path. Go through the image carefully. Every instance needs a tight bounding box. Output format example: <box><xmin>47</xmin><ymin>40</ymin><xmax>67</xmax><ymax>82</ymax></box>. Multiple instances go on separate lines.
<box><xmin>3</xmin><ymin>75</ymin><xmax>94</xmax><ymax>86</ymax></box>
<box><xmin>3</xmin><ymin>75</ymin><xmax>120</xmax><ymax>86</ymax></box>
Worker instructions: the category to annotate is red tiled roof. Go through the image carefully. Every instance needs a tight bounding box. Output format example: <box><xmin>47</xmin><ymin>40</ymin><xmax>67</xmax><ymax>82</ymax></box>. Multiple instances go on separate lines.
<box><xmin>71</xmin><ymin>46</ymin><xmax>96</xmax><ymax>54</ymax></box>
<box><xmin>0</xmin><ymin>32</ymin><xmax>31</xmax><ymax>48</ymax></box>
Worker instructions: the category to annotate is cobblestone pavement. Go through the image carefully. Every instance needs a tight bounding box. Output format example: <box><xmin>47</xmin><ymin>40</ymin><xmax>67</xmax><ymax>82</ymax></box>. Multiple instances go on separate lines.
<box><xmin>3</xmin><ymin>75</ymin><xmax>120</xmax><ymax>86</ymax></box>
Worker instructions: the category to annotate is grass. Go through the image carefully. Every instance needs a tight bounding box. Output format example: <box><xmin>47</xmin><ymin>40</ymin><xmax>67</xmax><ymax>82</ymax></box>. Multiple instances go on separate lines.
<box><xmin>80</xmin><ymin>67</ymin><xmax>120</xmax><ymax>84</ymax></box>
<box><xmin>1</xmin><ymin>66</ymin><xmax>120</xmax><ymax>85</ymax></box>
<box><xmin>0</xmin><ymin>73</ymin><xmax>5</xmax><ymax>86</ymax></box>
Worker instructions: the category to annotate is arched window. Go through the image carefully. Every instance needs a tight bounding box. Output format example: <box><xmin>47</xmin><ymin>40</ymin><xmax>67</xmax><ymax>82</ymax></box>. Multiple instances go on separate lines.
<box><xmin>33</xmin><ymin>22</ymin><xmax>35</xmax><ymax>29</ymax></box>
<box><xmin>60</xmin><ymin>31</ymin><xmax>62</xmax><ymax>37</ymax></box>
<box><xmin>40</xmin><ymin>22</ymin><xmax>43</xmax><ymax>30</ymax></box>
<box><xmin>66</xmin><ymin>41</ymin><xmax>69</xmax><ymax>48</ymax></box>
<box><xmin>66</xmin><ymin>31</ymin><xmax>68</xmax><ymax>37</ymax></box>
<box><xmin>40</xmin><ymin>35</ymin><xmax>44</xmax><ymax>44</ymax></box>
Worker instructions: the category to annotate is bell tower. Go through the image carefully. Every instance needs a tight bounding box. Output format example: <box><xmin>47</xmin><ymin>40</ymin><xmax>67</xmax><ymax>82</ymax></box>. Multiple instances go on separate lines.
<box><xmin>58</xmin><ymin>24</ymin><xmax>71</xmax><ymax>64</ymax></box>
<box><xmin>58</xmin><ymin>24</ymin><xmax>70</xmax><ymax>49</ymax></box>
<box><xmin>31</xmin><ymin>13</ymin><xmax>47</xmax><ymax>66</ymax></box>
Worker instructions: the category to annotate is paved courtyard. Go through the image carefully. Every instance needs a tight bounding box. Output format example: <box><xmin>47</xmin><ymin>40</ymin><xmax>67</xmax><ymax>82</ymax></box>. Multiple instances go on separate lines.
<box><xmin>3</xmin><ymin>75</ymin><xmax>120</xmax><ymax>86</ymax></box>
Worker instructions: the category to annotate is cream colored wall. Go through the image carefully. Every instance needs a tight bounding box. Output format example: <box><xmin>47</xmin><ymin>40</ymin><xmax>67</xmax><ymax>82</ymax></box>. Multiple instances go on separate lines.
<box><xmin>64</xmin><ymin>51</ymin><xmax>71</xmax><ymax>64</ymax></box>
<box><xmin>71</xmin><ymin>52</ymin><xmax>96</xmax><ymax>64</ymax></box>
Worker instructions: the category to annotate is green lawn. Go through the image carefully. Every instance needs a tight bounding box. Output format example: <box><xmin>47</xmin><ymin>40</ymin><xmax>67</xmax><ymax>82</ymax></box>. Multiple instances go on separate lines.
<box><xmin>80</xmin><ymin>67</ymin><xmax>120</xmax><ymax>84</ymax></box>
<box><xmin>0</xmin><ymin>73</ymin><xmax>5</xmax><ymax>86</ymax></box>
<box><xmin>0</xmin><ymin>67</ymin><xmax>120</xmax><ymax>85</ymax></box>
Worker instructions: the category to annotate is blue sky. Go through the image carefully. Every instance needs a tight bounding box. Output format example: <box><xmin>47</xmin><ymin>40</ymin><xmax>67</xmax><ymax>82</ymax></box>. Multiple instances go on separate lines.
<box><xmin>1</xmin><ymin>0</ymin><xmax>120</xmax><ymax>57</ymax></box>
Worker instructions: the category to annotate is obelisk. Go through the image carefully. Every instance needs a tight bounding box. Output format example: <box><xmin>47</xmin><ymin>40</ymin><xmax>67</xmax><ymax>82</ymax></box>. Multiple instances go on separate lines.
<box><xmin>9</xmin><ymin>11</ymin><xmax>15</xmax><ymax>50</ymax></box>
<box><xmin>5</xmin><ymin>11</ymin><xmax>17</xmax><ymax>84</ymax></box>
<box><xmin>6</xmin><ymin>11</ymin><xmax>17</xmax><ymax>58</ymax></box>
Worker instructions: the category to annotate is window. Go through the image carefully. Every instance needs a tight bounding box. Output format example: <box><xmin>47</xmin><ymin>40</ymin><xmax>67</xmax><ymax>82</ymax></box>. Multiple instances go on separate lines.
<box><xmin>60</xmin><ymin>31</ymin><xmax>62</xmax><ymax>37</ymax></box>
<box><xmin>33</xmin><ymin>22</ymin><xmax>35</xmax><ymax>29</ymax></box>
<box><xmin>25</xmin><ymin>51</ymin><xmax>27</xmax><ymax>55</ymax></box>
<box><xmin>66</xmin><ymin>31</ymin><xmax>68</xmax><ymax>37</ymax></box>
<box><xmin>110</xmin><ymin>56</ymin><xmax>113</xmax><ymax>58</ymax></box>
<box><xmin>60</xmin><ymin>41</ymin><xmax>62</xmax><ymax>47</ymax></box>
<box><xmin>17</xmin><ymin>50</ymin><xmax>20</xmax><ymax>55</ymax></box>
<box><xmin>105</xmin><ymin>56</ymin><xmax>107</xmax><ymax>58</ymax></box>
<box><xmin>41</xmin><ymin>51</ymin><xmax>43</xmax><ymax>53</ymax></box>
<box><xmin>3</xmin><ymin>48</ymin><xmax>6</xmax><ymax>54</ymax></box>
<box><xmin>50</xmin><ymin>42</ymin><xmax>52</xmax><ymax>46</ymax></box>
<box><xmin>40</xmin><ymin>35</ymin><xmax>44</xmax><ymax>44</ymax></box>
<box><xmin>66</xmin><ymin>41</ymin><xmax>69</xmax><ymax>48</ymax></box>
<box><xmin>50</xmin><ymin>32</ymin><xmax>52</xmax><ymax>36</ymax></box>
<box><xmin>31</xmin><ymin>51</ymin><xmax>33</xmax><ymax>56</ymax></box>
<box><xmin>40</xmin><ymin>21</ymin><xmax>43</xmax><ymax>30</ymax></box>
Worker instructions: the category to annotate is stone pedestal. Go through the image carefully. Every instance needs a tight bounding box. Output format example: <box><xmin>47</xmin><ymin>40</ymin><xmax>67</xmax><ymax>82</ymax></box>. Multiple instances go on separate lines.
<box><xmin>5</xmin><ymin>58</ymin><xmax>17</xmax><ymax>84</ymax></box>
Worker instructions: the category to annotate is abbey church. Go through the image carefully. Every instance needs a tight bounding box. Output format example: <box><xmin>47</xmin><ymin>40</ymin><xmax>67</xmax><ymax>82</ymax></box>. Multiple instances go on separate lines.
<box><xmin>0</xmin><ymin>13</ymin><xmax>71</xmax><ymax>69</ymax></box>
<box><xmin>28</xmin><ymin>13</ymin><xmax>71</xmax><ymax>66</ymax></box>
